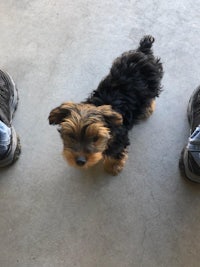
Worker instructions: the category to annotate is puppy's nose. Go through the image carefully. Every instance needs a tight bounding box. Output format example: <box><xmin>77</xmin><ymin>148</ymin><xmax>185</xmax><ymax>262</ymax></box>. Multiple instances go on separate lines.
<box><xmin>76</xmin><ymin>156</ymin><xmax>87</xmax><ymax>166</ymax></box>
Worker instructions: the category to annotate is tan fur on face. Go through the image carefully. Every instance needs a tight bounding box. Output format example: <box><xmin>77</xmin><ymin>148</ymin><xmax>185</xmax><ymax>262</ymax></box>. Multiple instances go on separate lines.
<box><xmin>56</xmin><ymin>103</ymin><xmax>122</xmax><ymax>168</ymax></box>
<box><xmin>63</xmin><ymin>150</ymin><xmax>103</xmax><ymax>168</ymax></box>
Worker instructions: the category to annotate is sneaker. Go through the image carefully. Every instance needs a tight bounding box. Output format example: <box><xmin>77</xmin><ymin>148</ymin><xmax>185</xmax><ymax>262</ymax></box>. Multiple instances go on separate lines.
<box><xmin>0</xmin><ymin>70</ymin><xmax>21</xmax><ymax>167</ymax></box>
<box><xmin>179</xmin><ymin>85</ymin><xmax>200</xmax><ymax>182</ymax></box>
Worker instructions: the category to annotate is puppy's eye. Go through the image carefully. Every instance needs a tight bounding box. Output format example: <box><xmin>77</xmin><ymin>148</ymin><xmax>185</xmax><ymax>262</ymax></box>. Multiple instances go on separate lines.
<box><xmin>93</xmin><ymin>136</ymin><xmax>99</xmax><ymax>142</ymax></box>
<box><xmin>68</xmin><ymin>133</ymin><xmax>76</xmax><ymax>140</ymax></box>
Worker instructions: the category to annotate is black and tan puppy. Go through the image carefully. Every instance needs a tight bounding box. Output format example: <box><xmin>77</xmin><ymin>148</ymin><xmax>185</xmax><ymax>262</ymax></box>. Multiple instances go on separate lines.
<box><xmin>49</xmin><ymin>35</ymin><xmax>163</xmax><ymax>175</ymax></box>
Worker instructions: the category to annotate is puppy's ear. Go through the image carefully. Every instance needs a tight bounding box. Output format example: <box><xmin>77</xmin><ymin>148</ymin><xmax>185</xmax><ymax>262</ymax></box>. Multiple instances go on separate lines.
<box><xmin>97</xmin><ymin>105</ymin><xmax>123</xmax><ymax>126</ymax></box>
<box><xmin>48</xmin><ymin>102</ymin><xmax>76</xmax><ymax>125</ymax></box>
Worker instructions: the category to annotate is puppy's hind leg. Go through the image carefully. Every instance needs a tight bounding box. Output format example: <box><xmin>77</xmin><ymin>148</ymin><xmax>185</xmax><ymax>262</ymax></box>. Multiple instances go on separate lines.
<box><xmin>139</xmin><ymin>99</ymin><xmax>156</xmax><ymax>120</ymax></box>
<box><xmin>145</xmin><ymin>99</ymin><xmax>156</xmax><ymax>117</ymax></box>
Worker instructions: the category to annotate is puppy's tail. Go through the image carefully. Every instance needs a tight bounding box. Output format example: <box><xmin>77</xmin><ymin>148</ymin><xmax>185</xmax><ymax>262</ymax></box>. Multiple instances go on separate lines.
<box><xmin>137</xmin><ymin>35</ymin><xmax>155</xmax><ymax>54</ymax></box>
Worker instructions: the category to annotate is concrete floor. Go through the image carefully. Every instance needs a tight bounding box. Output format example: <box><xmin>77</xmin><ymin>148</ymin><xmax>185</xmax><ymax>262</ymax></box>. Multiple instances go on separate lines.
<box><xmin>1</xmin><ymin>0</ymin><xmax>200</xmax><ymax>266</ymax></box>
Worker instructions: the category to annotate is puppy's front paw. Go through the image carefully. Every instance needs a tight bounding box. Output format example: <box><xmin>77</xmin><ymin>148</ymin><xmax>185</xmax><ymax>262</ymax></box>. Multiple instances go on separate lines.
<box><xmin>104</xmin><ymin>163</ymin><xmax>124</xmax><ymax>176</ymax></box>
<box><xmin>104</xmin><ymin>154</ymin><xmax>127</xmax><ymax>176</ymax></box>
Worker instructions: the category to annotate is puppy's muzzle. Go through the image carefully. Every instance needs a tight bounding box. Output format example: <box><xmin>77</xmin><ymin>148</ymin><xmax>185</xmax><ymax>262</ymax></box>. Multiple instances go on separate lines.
<box><xmin>76</xmin><ymin>156</ymin><xmax>87</xmax><ymax>166</ymax></box>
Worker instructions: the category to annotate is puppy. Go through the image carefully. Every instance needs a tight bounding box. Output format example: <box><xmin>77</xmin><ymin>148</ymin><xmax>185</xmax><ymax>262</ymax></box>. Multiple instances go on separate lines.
<box><xmin>49</xmin><ymin>35</ymin><xmax>163</xmax><ymax>175</ymax></box>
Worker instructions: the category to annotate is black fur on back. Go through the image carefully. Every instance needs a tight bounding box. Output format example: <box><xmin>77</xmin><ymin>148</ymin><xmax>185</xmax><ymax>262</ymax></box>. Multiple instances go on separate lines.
<box><xmin>85</xmin><ymin>35</ymin><xmax>163</xmax><ymax>130</ymax></box>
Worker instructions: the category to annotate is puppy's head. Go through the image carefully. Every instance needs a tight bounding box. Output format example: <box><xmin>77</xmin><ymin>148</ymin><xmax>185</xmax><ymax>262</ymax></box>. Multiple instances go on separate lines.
<box><xmin>49</xmin><ymin>102</ymin><xmax>122</xmax><ymax>168</ymax></box>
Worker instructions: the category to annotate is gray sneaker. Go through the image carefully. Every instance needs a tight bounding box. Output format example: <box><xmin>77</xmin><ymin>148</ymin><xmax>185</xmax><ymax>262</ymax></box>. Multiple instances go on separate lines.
<box><xmin>0</xmin><ymin>70</ymin><xmax>21</xmax><ymax>167</ymax></box>
<box><xmin>180</xmin><ymin>86</ymin><xmax>200</xmax><ymax>182</ymax></box>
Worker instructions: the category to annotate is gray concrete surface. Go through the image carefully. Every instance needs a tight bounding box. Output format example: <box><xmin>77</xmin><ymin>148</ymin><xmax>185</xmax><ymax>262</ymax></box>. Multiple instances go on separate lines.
<box><xmin>1</xmin><ymin>0</ymin><xmax>200</xmax><ymax>266</ymax></box>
